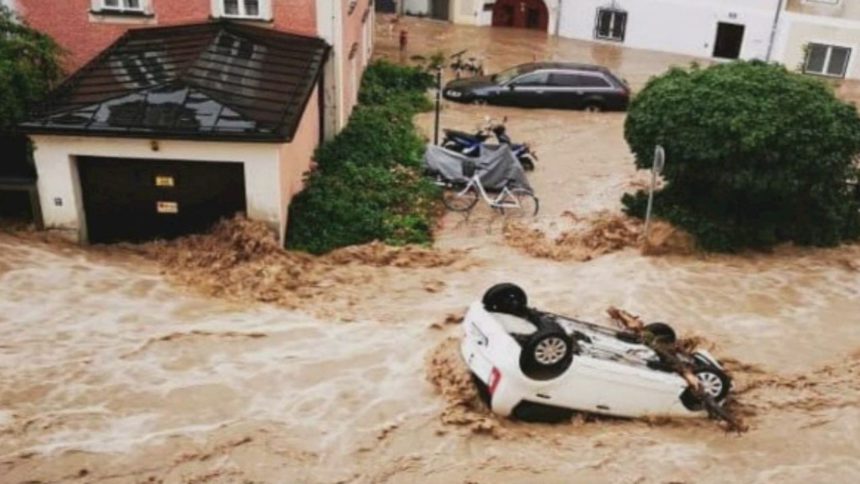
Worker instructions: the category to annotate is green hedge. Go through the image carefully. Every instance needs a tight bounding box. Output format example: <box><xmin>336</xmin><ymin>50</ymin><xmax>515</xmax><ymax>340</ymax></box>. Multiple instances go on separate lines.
<box><xmin>286</xmin><ymin>61</ymin><xmax>440</xmax><ymax>254</ymax></box>
<box><xmin>623</xmin><ymin>61</ymin><xmax>860</xmax><ymax>252</ymax></box>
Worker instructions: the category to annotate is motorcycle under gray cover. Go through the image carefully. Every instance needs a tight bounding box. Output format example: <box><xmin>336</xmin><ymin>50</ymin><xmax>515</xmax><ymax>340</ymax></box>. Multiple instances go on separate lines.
<box><xmin>423</xmin><ymin>144</ymin><xmax>532</xmax><ymax>191</ymax></box>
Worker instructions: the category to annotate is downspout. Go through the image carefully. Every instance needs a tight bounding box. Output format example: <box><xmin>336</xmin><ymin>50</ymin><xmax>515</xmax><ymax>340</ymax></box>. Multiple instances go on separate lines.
<box><xmin>766</xmin><ymin>0</ymin><xmax>785</xmax><ymax>62</ymax></box>
<box><xmin>555</xmin><ymin>0</ymin><xmax>563</xmax><ymax>37</ymax></box>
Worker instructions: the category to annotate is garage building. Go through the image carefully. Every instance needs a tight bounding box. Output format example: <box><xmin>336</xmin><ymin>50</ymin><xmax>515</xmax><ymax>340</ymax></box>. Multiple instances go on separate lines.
<box><xmin>22</xmin><ymin>21</ymin><xmax>329</xmax><ymax>244</ymax></box>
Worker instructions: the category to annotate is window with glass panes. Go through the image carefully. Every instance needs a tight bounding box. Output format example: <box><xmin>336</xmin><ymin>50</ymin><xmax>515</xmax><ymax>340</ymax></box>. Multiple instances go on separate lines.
<box><xmin>102</xmin><ymin>0</ymin><xmax>143</xmax><ymax>11</ymax></box>
<box><xmin>595</xmin><ymin>8</ymin><xmax>627</xmax><ymax>42</ymax></box>
<box><xmin>804</xmin><ymin>43</ymin><xmax>851</xmax><ymax>78</ymax></box>
<box><xmin>222</xmin><ymin>0</ymin><xmax>261</xmax><ymax>17</ymax></box>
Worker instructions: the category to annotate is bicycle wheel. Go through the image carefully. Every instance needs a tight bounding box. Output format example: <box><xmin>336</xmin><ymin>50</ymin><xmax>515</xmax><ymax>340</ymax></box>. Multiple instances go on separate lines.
<box><xmin>502</xmin><ymin>188</ymin><xmax>539</xmax><ymax>217</ymax></box>
<box><xmin>442</xmin><ymin>185</ymin><xmax>479</xmax><ymax>212</ymax></box>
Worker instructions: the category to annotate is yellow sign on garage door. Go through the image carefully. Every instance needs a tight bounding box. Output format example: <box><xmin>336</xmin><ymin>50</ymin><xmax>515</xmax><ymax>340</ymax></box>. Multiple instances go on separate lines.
<box><xmin>156</xmin><ymin>201</ymin><xmax>179</xmax><ymax>214</ymax></box>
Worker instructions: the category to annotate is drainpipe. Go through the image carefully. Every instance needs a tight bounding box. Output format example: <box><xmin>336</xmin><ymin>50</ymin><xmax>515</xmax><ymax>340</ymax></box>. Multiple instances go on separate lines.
<box><xmin>555</xmin><ymin>0</ymin><xmax>563</xmax><ymax>37</ymax></box>
<box><xmin>766</xmin><ymin>0</ymin><xmax>785</xmax><ymax>62</ymax></box>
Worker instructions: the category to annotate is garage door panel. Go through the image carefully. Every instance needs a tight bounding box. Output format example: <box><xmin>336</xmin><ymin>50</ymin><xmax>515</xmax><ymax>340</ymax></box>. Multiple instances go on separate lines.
<box><xmin>78</xmin><ymin>157</ymin><xmax>246</xmax><ymax>244</ymax></box>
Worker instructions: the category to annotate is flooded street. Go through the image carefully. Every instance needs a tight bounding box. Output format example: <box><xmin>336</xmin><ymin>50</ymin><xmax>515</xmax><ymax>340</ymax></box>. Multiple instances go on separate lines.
<box><xmin>2</xmin><ymin>17</ymin><xmax>860</xmax><ymax>484</ymax></box>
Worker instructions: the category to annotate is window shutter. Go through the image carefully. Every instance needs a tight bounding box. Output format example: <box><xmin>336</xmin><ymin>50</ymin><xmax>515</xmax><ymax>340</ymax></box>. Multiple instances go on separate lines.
<box><xmin>210</xmin><ymin>0</ymin><xmax>222</xmax><ymax>17</ymax></box>
<box><xmin>91</xmin><ymin>0</ymin><xmax>102</xmax><ymax>12</ymax></box>
<box><xmin>615</xmin><ymin>12</ymin><xmax>627</xmax><ymax>41</ymax></box>
<box><xmin>142</xmin><ymin>0</ymin><xmax>154</xmax><ymax>15</ymax></box>
<box><xmin>260</xmin><ymin>0</ymin><xmax>273</xmax><ymax>20</ymax></box>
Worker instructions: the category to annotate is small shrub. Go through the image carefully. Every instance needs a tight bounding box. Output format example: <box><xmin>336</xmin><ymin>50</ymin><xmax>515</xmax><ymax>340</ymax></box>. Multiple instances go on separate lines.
<box><xmin>287</xmin><ymin>61</ymin><xmax>439</xmax><ymax>254</ymax></box>
<box><xmin>623</xmin><ymin>61</ymin><xmax>860</xmax><ymax>252</ymax></box>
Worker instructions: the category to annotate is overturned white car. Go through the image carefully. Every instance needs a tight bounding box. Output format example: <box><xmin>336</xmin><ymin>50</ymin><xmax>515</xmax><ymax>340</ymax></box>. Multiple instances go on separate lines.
<box><xmin>461</xmin><ymin>283</ymin><xmax>732</xmax><ymax>422</ymax></box>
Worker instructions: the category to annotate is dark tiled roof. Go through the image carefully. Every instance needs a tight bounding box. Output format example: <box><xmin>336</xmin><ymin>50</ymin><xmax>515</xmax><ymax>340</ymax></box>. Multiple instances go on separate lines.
<box><xmin>21</xmin><ymin>21</ymin><xmax>329</xmax><ymax>142</ymax></box>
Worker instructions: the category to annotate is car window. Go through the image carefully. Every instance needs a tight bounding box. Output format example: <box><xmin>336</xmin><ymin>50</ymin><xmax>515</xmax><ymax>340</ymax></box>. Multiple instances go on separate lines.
<box><xmin>549</xmin><ymin>72</ymin><xmax>612</xmax><ymax>88</ymax></box>
<box><xmin>512</xmin><ymin>72</ymin><xmax>548</xmax><ymax>86</ymax></box>
<box><xmin>494</xmin><ymin>65</ymin><xmax>529</xmax><ymax>84</ymax></box>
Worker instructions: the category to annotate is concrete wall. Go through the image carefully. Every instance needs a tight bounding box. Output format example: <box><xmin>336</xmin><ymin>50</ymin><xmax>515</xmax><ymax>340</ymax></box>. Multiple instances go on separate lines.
<box><xmin>556</xmin><ymin>0</ymin><xmax>781</xmax><ymax>60</ymax></box>
<box><xmin>340</xmin><ymin>0</ymin><xmax>372</xmax><ymax>123</ymax></box>
<box><xmin>774</xmin><ymin>11</ymin><xmax>860</xmax><ymax>79</ymax></box>
<box><xmin>30</xmin><ymin>136</ymin><xmax>295</xmax><ymax>243</ymax></box>
<box><xmin>16</xmin><ymin>0</ymin><xmax>317</xmax><ymax>72</ymax></box>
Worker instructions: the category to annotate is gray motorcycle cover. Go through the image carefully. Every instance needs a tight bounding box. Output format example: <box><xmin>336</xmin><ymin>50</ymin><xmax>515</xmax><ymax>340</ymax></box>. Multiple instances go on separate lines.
<box><xmin>423</xmin><ymin>144</ymin><xmax>532</xmax><ymax>191</ymax></box>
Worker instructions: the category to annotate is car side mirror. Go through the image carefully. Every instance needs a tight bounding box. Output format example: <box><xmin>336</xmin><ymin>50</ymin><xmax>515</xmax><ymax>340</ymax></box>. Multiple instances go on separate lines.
<box><xmin>508</xmin><ymin>84</ymin><xmax>516</xmax><ymax>91</ymax></box>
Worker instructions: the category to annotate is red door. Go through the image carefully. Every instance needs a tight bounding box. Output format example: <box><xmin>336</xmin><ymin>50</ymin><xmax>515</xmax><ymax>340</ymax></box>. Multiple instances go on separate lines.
<box><xmin>492</xmin><ymin>0</ymin><xmax>548</xmax><ymax>31</ymax></box>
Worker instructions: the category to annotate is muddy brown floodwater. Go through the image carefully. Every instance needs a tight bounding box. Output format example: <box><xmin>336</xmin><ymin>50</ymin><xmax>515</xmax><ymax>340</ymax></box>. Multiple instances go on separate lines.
<box><xmin>2</xmin><ymin>17</ymin><xmax>860</xmax><ymax>484</ymax></box>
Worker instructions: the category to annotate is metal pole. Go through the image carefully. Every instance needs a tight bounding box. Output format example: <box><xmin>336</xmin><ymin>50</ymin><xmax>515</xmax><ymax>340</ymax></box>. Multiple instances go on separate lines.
<box><xmin>644</xmin><ymin>145</ymin><xmax>665</xmax><ymax>241</ymax></box>
<box><xmin>434</xmin><ymin>68</ymin><xmax>442</xmax><ymax>145</ymax></box>
<box><xmin>766</xmin><ymin>0</ymin><xmax>785</xmax><ymax>62</ymax></box>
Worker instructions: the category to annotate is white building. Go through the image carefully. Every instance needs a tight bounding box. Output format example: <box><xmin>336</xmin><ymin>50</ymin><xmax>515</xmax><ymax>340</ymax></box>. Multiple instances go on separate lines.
<box><xmin>441</xmin><ymin>0</ymin><xmax>859</xmax><ymax>80</ymax></box>
<box><xmin>773</xmin><ymin>0</ymin><xmax>860</xmax><ymax>80</ymax></box>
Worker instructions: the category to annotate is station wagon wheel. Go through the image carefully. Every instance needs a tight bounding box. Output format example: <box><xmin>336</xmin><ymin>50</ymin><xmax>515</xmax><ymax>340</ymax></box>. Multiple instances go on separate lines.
<box><xmin>534</xmin><ymin>336</ymin><xmax>568</xmax><ymax>365</ymax></box>
<box><xmin>583</xmin><ymin>102</ymin><xmax>603</xmax><ymax>113</ymax></box>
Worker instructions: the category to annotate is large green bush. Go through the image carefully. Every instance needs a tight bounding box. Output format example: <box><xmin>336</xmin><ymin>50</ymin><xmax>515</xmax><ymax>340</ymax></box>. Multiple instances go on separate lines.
<box><xmin>286</xmin><ymin>61</ymin><xmax>439</xmax><ymax>254</ymax></box>
<box><xmin>623</xmin><ymin>61</ymin><xmax>860</xmax><ymax>251</ymax></box>
<box><xmin>0</xmin><ymin>6</ymin><xmax>63</xmax><ymax>131</ymax></box>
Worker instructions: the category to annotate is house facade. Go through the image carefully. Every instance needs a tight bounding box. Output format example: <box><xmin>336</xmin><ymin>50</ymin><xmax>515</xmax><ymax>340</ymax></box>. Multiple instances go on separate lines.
<box><xmin>773</xmin><ymin>0</ymin><xmax>860</xmax><ymax>79</ymax></box>
<box><xmin>21</xmin><ymin>22</ymin><xmax>329</xmax><ymax>244</ymax></box>
<box><xmin>13</xmin><ymin>1</ymin><xmax>375</xmax><ymax>244</ymax></box>
<box><xmin>13</xmin><ymin>0</ymin><xmax>373</xmax><ymax>136</ymax></box>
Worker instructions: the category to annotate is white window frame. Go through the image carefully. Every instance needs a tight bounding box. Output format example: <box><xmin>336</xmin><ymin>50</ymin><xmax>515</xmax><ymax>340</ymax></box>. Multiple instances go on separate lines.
<box><xmin>98</xmin><ymin>0</ymin><xmax>146</xmax><ymax>13</ymax></box>
<box><xmin>803</xmin><ymin>42</ymin><xmax>852</xmax><ymax>78</ymax></box>
<box><xmin>595</xmin><ymin>8</ymin><xmax>627</xmax><ymax>43</ymax></box>
<box><xmin>212</xmin><ymin>0</ymin><xmax>272</xmax><ymax>20</ymax></box>
<box><xmin>802</xmin><ymin>0</ymin><xmax>841</xmax><ymax>6</ymax></box>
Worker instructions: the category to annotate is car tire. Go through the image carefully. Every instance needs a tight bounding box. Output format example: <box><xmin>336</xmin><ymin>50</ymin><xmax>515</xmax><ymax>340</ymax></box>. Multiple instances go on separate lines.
<box><xmin>520</xmin><ymin>326</ymin><xmax>574</xmax><ymax>381</ymax></box>
<box><xmin>583</xmin><ymin>102</ymin><xmax>604</xmax><ymax>113</ymax></box>
<box><xmin>644</xmin><ymin>322</ymin><xmax>677</xmax><ymax>345</ymax></box>
<box><xmin>482</xmin><ymin>283</ymin><xmax>528</xmax><ymax>315</ymax></box>
<box><xmin>680</xmin><ymin>367</ymin><xmax>732</xmax><ymax>410</ymax></box>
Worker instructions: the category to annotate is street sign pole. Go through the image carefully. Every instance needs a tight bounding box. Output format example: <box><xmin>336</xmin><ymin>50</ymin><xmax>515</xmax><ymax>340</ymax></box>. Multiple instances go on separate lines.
<box><xmin>644</xmin><ymin>145</ymin><xmax>666</xmax><ymax>241</ymax></box>
<box><xmin>434</xmin><ymin>68</ymin><xmax>442</xmax><ymax>145</ymax></box>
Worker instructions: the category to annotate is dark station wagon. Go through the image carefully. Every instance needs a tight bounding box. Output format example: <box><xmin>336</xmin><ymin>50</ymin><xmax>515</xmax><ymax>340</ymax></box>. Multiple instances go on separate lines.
<box><xmin>443</xmin><ymin>62</ymin><xmax>630</xmax><ymax>112</ymax></box>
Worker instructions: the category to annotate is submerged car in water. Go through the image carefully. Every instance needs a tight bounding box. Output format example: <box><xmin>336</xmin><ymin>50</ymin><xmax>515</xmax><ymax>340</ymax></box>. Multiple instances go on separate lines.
<box><xmin>461</xmin><ymin>283</ymin><xmax>732</xmax><ymax>422</ymax></box>
<box><xmin>443</xmin><ymin>62</ymin><xmax>630</xmax><ymax>111</ymax></box>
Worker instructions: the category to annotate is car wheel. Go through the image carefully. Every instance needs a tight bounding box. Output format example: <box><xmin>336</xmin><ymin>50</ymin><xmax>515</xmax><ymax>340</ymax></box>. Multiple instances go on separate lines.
<box><xmin>520</xmin><ymin>326</ymin><xmax>574</xmax><ymax>381</ymax></box>
<box><xmin>583</xmin><ymin>102</ymin><xmax>603</xmax><ymax>113</ymax></box>
<box><xmin>512</xmin><ymin>400</ymin><xmax>574</xmax><ymax>423</ymax></box>
<box><xmin>680</xmin><ymin>367</ymin><xmax>732</xmax><ymax>410</ymax></box>
<box><xmin>482</xmin><ymin>283</ymin><xmax>528</xmax><ymax>315</ymax></box>
<box><xmin>644</xmin><ymin>322</ymin><xmax>677</xmax><ymax>345</ymax></box>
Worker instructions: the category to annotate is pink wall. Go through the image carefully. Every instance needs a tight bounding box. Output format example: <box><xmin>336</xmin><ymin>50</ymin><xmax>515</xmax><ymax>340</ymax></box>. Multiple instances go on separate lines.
<box><xmin>16</xmin><ymin>0</ymin><xmax>317</xmax><ymax>72</ymax></box>
<box><xmin>279</xmin><ymin>86</ymin><xmax>320</xmax><ymax>229</ymax></box>
<box><xmin>341</xmin><ymin>0</ymin><xmax>372</xmax><ymax>121</ymax></box>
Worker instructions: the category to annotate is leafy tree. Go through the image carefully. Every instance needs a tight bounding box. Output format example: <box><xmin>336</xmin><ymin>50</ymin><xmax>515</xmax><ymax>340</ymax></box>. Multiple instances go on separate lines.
<box><xmin>0</xmin><ymin>5</ymin><xmax>63</xmax><ymax>131</ymax></box>
<box><xmin>623</xmin><ymin>61</ymin><xmax>860</xmax><ymax>251</ymax></box>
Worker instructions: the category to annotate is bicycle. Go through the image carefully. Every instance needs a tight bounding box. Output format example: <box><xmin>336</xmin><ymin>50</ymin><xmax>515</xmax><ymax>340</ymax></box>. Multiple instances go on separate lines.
<box><xmin>436</xmin><ymin>161</ymin><xmax>539</xmax><ymax>217</ymax></box>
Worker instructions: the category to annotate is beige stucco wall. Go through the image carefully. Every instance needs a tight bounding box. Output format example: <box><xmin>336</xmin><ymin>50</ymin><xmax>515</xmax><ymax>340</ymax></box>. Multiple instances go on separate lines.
<box><xmin>29</xmin><ymin>134</ymin><xmax>309</xmax><ymax>244</ymax></box>
<box><xmin>777</xmin><ymin>12</ymin><xmax>860</xmax><ymax>79</ymax></box>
